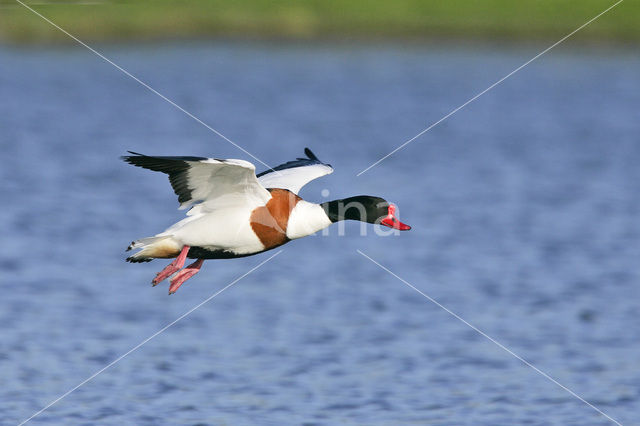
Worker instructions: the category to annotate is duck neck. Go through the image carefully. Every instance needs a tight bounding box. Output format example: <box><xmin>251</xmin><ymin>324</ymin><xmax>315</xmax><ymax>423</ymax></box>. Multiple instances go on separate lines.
<box><xmin>285</xmin><ymin>200</ymin><xmax>333</xmax><ymax>240</ymax></box>
<box><xmin>320</xmin><ymin>196</ymin><xmax>379</xmax><ymax>223</ymax></box>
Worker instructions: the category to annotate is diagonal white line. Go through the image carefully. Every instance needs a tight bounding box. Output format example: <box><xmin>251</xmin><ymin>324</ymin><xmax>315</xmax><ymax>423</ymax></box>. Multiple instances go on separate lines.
<box><xmin>15</xmin><ymin>0</ymin><xmax>276</xmax><ymax>173</ymax></box>
<box><xmin>18</xmin><ymin>250</ymin><xmax>283</xmax><ymax>426</ymax></box>
<box><xmin>356</xmin><ymin>0</ymin><xmax>625</xmax><ymax>176</ymax></box>
<box><xmin>356</xmin><ymin>249</ymin><xmax>621</xmax><ymax>425</ymax></box>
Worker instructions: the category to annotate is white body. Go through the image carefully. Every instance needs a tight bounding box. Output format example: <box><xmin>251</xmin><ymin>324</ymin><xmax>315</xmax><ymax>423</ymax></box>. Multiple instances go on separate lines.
<box><xmin>149</xmin><ymin>199</ymin><xmax>333</xmax><ymax>256</ymax></box>
<box><xmin>160</xmin><ymin>206</ymin><xmax>265</xmax><ymax>255</ymax></box>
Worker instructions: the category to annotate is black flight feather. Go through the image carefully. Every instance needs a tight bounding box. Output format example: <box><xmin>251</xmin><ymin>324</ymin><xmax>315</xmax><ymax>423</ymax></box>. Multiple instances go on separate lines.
<box><xmin>256</xmin><ymin>147</ymin><xmax>330</xmax><ymax>178</ymax></box>
<box><xmin>122</xmin><ymin>151</ymin><xmax>208</xmax><ymax>205</ymax></box>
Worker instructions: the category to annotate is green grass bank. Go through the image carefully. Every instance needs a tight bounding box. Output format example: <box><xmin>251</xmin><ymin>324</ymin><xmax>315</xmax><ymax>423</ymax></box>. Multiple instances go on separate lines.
<box><xmin>1</xmin><ymin>0</ymin><xmax>638</xmax><ymax>44</ymax></box>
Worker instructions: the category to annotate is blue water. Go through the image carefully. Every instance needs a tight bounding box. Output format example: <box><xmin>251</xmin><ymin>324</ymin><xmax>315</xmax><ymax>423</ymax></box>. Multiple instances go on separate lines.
<box><xmin>1</xmin><ymin>41</ymin><xmax>640</xmax><ymax>425</ymax></box>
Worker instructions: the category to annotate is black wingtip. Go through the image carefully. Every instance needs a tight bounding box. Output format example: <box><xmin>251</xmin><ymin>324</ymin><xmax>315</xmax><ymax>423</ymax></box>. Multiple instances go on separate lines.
<box><xmin>304</xmin><ymin>147</ymin><xmax>319</xmax><ymax>161</ymax></box>
<box><xmin>121</xmin><ymin>151</ymin><xmax>145</xmax><ymax>163</ymax></box>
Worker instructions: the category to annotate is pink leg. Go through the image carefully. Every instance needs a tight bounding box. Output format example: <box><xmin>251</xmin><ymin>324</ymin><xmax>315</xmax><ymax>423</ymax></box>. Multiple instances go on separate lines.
<box><xmin>168</xmin><ymin>259</ymin><xmax>204</xmax><ymax>294</ymax></box>
<box><xmin>151</xmin><ymin>245</ymin><xmax>190</xmax><ymax>286</ymax></box>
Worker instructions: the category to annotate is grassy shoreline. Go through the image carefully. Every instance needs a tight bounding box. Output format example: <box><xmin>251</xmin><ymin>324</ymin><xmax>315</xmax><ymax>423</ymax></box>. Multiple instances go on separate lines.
<box><xmin>1</xmin><ymin>0</ymin><xmax>638</xmax><ymax>45</ymax></box>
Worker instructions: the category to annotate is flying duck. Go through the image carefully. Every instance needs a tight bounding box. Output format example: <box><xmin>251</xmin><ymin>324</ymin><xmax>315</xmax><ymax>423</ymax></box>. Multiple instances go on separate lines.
<box><xmin>123</xmin><ymin>148</ymin><xmax>411</xmax><ymax>294</ymax></box>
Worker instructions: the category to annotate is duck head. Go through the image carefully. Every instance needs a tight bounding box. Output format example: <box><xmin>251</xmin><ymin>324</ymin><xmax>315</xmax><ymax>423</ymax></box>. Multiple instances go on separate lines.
<box><xmin>321</xmin><ymin>196</ymin><xmax>411</xmax><ymax>230</ymax></box>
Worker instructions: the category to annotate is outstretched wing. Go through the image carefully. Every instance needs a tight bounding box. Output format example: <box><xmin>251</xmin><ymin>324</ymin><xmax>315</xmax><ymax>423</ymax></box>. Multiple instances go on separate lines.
<box><xmin>122</xmin><ymin>152</ymin><xmax>271</xmax><ymax>211</ymax></box>
<box><xmin>256</xmin><ymin>148</ymin><xmax>333</xmax><ymax>194</ymax></box>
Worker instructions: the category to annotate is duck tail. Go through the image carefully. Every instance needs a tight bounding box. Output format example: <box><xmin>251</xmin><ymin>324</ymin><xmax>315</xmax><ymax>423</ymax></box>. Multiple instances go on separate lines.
<box><xmin>125</xmin><ymin>235</ymin><xmax>181</xmax><ymax>263</ymax></box>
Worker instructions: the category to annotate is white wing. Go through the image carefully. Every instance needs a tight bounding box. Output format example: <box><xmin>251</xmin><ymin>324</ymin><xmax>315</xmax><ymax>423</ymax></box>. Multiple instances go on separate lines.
<box><xmin>257</xmin><ymin>148</ymin><xmax>333</xmax><ymax>194</ymax></box>
<box><xmin>122</xmin><ymin>152</ymin><xmax>271</xmax><ymax>213</ymax></box>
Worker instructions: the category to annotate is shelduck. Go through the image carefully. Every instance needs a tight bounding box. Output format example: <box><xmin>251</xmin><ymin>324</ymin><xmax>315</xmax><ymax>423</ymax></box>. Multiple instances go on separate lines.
<box><xmin>123</xmin><ymin>148</ymin><xmax>410</xmax><ymax>294</ymax></box>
